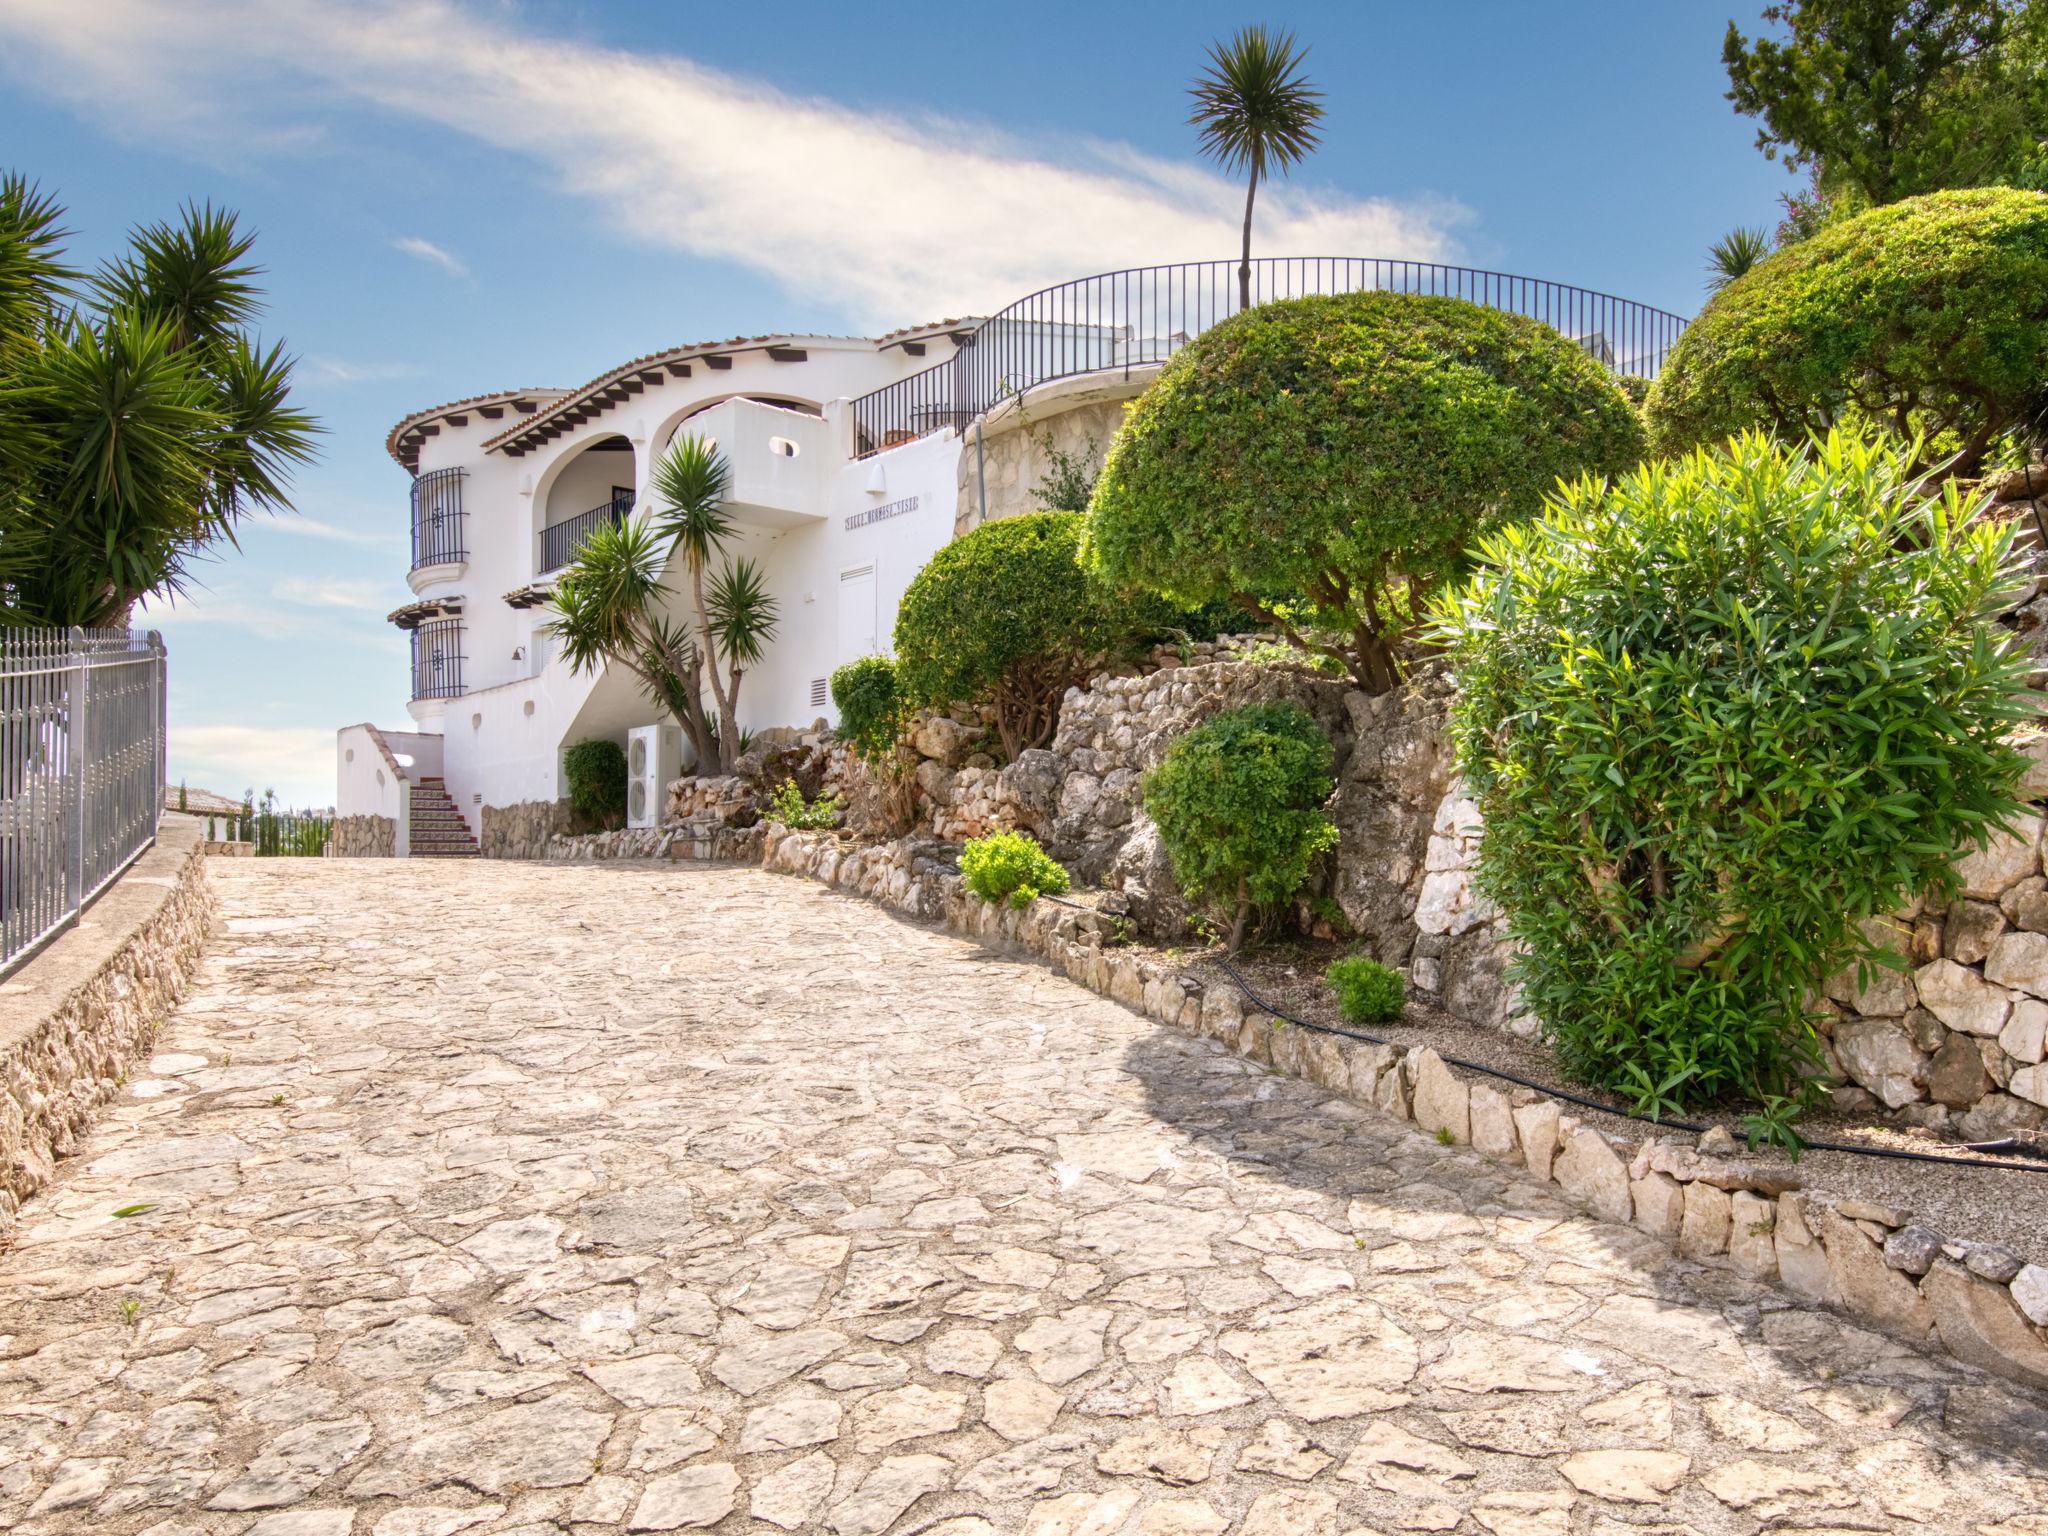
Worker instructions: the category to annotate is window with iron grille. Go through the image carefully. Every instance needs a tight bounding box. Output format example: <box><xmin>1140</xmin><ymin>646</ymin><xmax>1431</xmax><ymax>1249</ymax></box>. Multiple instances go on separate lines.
<box><xmin>410</xmin><ymin>468</ymin><xmax>467</xmax><ymax>569</ymax></box>
<box><xmin>410</xmin><ymin>619</ymin><xmax>466</xmax><ymax>699</ymax></box>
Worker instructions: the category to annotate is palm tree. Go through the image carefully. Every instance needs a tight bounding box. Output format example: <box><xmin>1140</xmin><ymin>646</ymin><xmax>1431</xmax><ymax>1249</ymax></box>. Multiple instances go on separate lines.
<box><xmin>1706</xmin><ymin>226</ymin><xmax>1773</xmax><ymax>292</ymax></box>
<box><xmin>542</xmin><ymin>517</ymin><xmax>719</xmax><ymax>768</ymax></box>
<box><xmin>0</xmin><ymin>179</ymin><xmax>318</xmax><ymax>628</ymax></box>
<box><xmin>1187</xmin><ymin>26</ymin><xmax>1326</xmax><ymax>313</ymax></box>
<box><xmin>652</xmin><ymin>435</ymin><xmax>780</xmax><ymax>774</ymax></box>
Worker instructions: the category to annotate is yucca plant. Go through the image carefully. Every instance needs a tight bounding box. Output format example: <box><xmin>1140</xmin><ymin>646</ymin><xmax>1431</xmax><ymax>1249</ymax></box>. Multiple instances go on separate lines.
<box><xmin>0</xmin><ymin>176</ymin><xmax>318</xmax><ymax>627</ymax></box>
<box><xmin>1705</xmin><ymin>225</ymin><xmax>1772</xmax><ymax>291</ymax></box>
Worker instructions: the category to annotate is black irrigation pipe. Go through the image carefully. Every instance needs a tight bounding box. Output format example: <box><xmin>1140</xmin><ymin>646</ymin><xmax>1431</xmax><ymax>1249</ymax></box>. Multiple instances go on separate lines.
<box><xmin>1039</xmin><ymin>885</ymin><xmax>2048</xmax><ymax>1174</ymax></box>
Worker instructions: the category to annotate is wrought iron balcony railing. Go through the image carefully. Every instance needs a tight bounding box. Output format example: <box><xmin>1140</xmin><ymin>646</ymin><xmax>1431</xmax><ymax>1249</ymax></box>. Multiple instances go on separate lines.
<box><xmin>540</xmin><ymin>490</ymin><xmax>634</xmax><ymax>573</ymax></box>
<box><xmin>851</xmin><ymin>256</ymin><xmax>1690</xmax><ymax>458</ymax></box>
<box><xmin>410</xmin><ymin>467</ymin><xmax>467</xmax><ymax>569</ymax></box>
<box><xmin>410</xmin><ymin>618</ymin><xmax>466</xmax><ymax>700</ymax></box>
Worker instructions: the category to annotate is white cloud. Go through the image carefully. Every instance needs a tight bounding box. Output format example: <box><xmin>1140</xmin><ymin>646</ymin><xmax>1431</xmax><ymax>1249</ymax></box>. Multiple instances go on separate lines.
<box><xmin>268</xmin><ymin>514</ymin><xmax>404</xmax><ymax>550</ymax></box>
<box><xmin>303</xmin><ymin>355</ymin><xmax>420</xmax><ymax>385</ymax></box>
<box><xmin>170</xmin><ymin>724</ymin><xmax>339</xmax><ymax>809</ymax></box>
<box><xmin>272</xmin><ymin>576</ymin><xmax>390</xmax><ymax>610</ymax></box>
<box><xmin>0</xmin><ymin>0</ymin><xmax>1470</xmax><ymax>327</ymax></box>
<box><xmin>390</xmin><ymin>235</ymin><xmax>469</xmax><ymax>280</ymax></box>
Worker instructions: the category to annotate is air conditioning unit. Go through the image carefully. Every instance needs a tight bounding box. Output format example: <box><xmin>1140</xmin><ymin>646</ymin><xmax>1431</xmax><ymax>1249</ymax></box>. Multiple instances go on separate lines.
<box><xmin>626</xmin><ymin>723</ymin><xmax>683</xmax><ymax>829</ymax></box>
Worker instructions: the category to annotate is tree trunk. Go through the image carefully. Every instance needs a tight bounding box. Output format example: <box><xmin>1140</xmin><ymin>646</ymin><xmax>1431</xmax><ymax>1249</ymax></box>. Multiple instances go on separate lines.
<box><xmin>1238</xmin><ymin>159</ymin><xmax>1261</xmax><ymax>313</ymax></box>
<box><xmin>690</xmin><ymin>562</ymin><xmax>740</xmax><ymax>774</ymax></box>
<box><xmin>1227</xmin><ymin>878</ymin><xmax>1251</xmax><ymax>953</ymax></box>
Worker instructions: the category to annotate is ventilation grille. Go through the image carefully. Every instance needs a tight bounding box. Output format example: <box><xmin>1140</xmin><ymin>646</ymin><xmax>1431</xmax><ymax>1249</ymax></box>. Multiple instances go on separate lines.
<box><xmin>810</xmin><ymin>677</ymin><xmax>829</xmax><ymax>709</ymax></box>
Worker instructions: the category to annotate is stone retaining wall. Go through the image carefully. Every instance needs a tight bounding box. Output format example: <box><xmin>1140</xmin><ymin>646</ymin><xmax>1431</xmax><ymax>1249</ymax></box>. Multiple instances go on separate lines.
<box><xmin>751</xmin><ymin>822</ymin><xmax>2048</xmax><ymax>1393</ymax></box>
<box><xmin>0</xmin><ymin>818</ymin><xmax>214</xmax><ymax>1234</ymax></box>
<box><xmin>330</xmin><ymin>814</ymin><xmax>395</xmax><ymax>858</ymax></box>
<box><xmin>480</xmin><ymin>799</ymin><xmax>579</xmax><ymax>859</ymax></box>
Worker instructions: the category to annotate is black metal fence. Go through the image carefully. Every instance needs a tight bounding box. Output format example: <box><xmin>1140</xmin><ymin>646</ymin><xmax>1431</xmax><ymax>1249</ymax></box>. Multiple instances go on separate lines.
<box><xmin>207</xmin><ymin>804</ymin><xmax>332</xmax><ymax>856</ymax></box>
<box><xmin>410</xmin><ymin>619</ymin><xmax>466</xmax><ymax>700</ymax></box>
<box><xmin>540</xmin><ymin>490</ymin><xmax>634</xmax><ymax>573</ymax></box>
<box><xmin>2</xmin><ymin>628</ymin><xmax>167</xmax><ymax>976</ymax></box>
<box><xmin>411</xmin><ymin>467</ymin><xmax>467</xmax><ymax>569</ymax></box>
<box><xmin>853</xmin><ymin>256</ymin><xmax>1690</xmax><ymax>457</ymax></box>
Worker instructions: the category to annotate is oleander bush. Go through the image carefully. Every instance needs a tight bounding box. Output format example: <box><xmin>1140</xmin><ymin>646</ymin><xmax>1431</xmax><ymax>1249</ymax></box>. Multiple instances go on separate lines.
<box><xmin>563</xmin><ymin>738</ymin><xmax>628</xmax><ymax>829</ymax></box>
<box><xmin>1646</xmin><ymin>189</ymin><xmax>2048</xmax><ymax>478</ymax></box>
<box><xmin>1086</xmin><ymin>291</ymin><xmax>1647</xmax><ymax>693</ymax></box>
<box><xmin>1327</xmin><ymin>955</ymin><xmax>1405</xmax><ymax>1023</ymax></box>
<box><xmin>1142</xmin><ymin>702</ymin><xmax>1339</xmax><ymax>951</ymax></box>
<box><xmin>894</xmin><ymin>511</ymin><xmax>1122</xmax><ymax>757</ymax></box>
<box><xmin>1431</xmin><ymin>430</ymin><xmax>2033</xmax><ymax>1113</ymax></box>
<box><xmin>960</xmin><ymin>830</ymin><xmax>1071</xmax><ymax>909</ymax></box>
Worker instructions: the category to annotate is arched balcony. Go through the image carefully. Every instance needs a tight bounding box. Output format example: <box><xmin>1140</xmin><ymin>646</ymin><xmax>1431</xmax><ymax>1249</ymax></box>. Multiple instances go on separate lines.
<box><xmin>538</xmin><ymin>433</ymin><xmax>636</xmax><ymax>573</ymax></box>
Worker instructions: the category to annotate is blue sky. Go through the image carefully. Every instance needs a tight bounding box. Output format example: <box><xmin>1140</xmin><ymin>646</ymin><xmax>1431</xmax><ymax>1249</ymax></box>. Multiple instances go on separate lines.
<box><xmin>0</xmin><ymin>0</ymin><xmax>1792</xmax><ymax>809</ymax></box>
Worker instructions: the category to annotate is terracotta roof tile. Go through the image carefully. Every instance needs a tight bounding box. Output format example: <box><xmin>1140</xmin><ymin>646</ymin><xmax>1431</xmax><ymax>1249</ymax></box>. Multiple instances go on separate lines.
<box><xmin>385</xmin><ymin>389</ymin><xmax>569</xmax><ymax>470</ymax></box>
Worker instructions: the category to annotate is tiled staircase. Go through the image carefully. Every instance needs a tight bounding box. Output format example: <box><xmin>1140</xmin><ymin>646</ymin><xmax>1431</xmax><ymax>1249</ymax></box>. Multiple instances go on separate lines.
<box><xmin>409</xmin><ymin>777</ymin><xmax>479</xmax><ymax>858</ymax></box>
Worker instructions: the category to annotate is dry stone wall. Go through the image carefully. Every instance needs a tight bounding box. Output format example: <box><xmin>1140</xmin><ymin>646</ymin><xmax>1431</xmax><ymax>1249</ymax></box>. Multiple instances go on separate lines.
<box><xmin>330</xmin><ymin>814</ymin><xmax>394</xmax><ymax>858</ymax></box>
<box><xmin>1</xmin><ymin>822</ymin><xmax>214</xmax><ymax>1232</ymax></box>
<box><xmin>480</xmin><ymin>798</ymin><xmax>580</xmax><ymax>859</ymax></box>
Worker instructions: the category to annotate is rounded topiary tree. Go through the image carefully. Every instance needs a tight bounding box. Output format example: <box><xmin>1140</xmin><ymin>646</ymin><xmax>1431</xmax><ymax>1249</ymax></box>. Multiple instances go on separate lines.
<box><xmin>1086</xmin><ymin>291</ymin><xmax>1647</xmax><ymax>693</ymax></box>
<box><xmin>1647</xmin><ymin>188</ymin><xmax>2048</xmax><ymax>477</ymax></box>
<box><xmin>1431</xmin><ymin>430</ymin><xmax>2033</xmax><ymax>1119</ymax></box>
<box><xmin>894</xmin><ymin>510</ymin><xmax>1119</xmax><ymax>757</ymax></box>
<box><xmin>1142</xmin><ymin>701</ymin><xmax>1338</xmax><ymax>950</ymax></box>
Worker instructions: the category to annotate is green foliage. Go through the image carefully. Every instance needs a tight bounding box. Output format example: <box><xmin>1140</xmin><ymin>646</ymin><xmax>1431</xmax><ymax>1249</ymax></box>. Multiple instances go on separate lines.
<box><xmin>1326</xmin><ymin>955</ymin><xmax>1404</xmax><ymax>1022</ymax></box>
<box><xmin>766</xmin><ymin>778</ymin><xmax>840</xmax><ymax>830</ymax></box>
<box><xmin>1723</xmin><ymin>1</ymin><xmax>2048</xmax><ymax>206</ymax></box>
<box><xmin>1431</xmin><ymin>430</ymin><xmax>2033</xmax><ymax>1114</ymax></box>
<box><xmin>1030</xmin><ymin>431</ymin><xmax>1101</xmax><ymax>513</ymax></box>
<box><xmin>894</xmin><ymin>510</ymin><xmax>1120</xmax><ymax>757</ymax></box>
<box><xmin>1706</xmin><ymin>225</ymin><xmax>1773</xmax><ymax>290</ymax></box>
<box><xmin>1646</xmin><ymin>188</ymin><xmax>2048</xmax><ymax>475</ymax></box>
<box><xmin>1086</xmin><ymin>291</ymin><xmax>1646</xmax><ymax>693</ymax></box>
<box><xmin>563</xmin><ymin>738</ymin><xmax>628</xmax><ymax>829</ymax></box>
<box><xmin>0</xmin><ymin>179</ymin><xmax>318</xmax><ymax>627</ymax></box>
<box><xmin>1142</xmin><ymin>702</ymin><xmax>1339</xmax><ymax>950</ymax></box>
<box><xmin>959</xmin><ymin>830</ymin><xmax>1071</xmax><ymax>909</ymax></box>
<box><xmin>831</xmin><ymin>655</ymin><xmax>906</xmax><ymax>762</ymax></box>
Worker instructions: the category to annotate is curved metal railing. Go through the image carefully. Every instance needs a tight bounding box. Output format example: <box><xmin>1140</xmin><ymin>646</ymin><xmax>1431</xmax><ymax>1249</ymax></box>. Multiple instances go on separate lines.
<box><xmin>852</xmin><ymin>256</ymin><xmax>1689</xmax><ymax>458</ymax></box>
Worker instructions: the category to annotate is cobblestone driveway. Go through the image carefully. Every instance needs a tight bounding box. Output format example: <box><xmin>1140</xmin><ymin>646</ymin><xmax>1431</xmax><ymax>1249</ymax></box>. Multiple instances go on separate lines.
<box><xmin>3</xmin><ymin>859</ymin><xmax>2047</xmax><ymax>1536</ymax></box>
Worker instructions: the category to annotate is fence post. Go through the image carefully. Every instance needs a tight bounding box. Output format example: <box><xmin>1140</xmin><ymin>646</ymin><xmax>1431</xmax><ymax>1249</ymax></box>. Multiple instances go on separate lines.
<box><xmin>148</xmin><ymin>630</ymin><xmax>166</xmax><ymax>839</ymax></box>
<box><xmin>65</xmin><ymin>626</ymin><xmax>87</xmax><ymax>915</ymax></box>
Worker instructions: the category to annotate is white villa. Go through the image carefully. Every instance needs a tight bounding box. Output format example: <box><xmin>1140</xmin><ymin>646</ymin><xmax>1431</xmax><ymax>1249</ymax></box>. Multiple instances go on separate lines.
<box><xmin>335</xmin><ymin>259</ymin><xmax>1686</xmax><ymax>856</ymax></box>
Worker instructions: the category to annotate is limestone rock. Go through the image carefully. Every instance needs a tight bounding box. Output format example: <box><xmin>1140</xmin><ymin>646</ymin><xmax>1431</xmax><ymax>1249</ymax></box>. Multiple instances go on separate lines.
<box><xmin>1409</xmin><ymin>1049</ymin><xmax>1470</xmax><ymax>1144</ymax></box>
<box><xmin>1513</xmin><ymin>1100</ymin><xmax>1561</xmax><ymax>1181</ymax></box>
<box><xmin>1913</xmin><ymin>958</ymin><xmax>2011</xmax><ymax>1037</ymax></box>
<box><xmin>1551</xmin><ymin>1128</ymin><xmax>1632</xmax><ymax>1224</ymax></box>
<box><xmin>1559</xmin><ymin>1449</ymin><xmax>1689</xmax><ymax>1503</ymax></box>
<box><xmin>1832</xmin><ymin>1016</ymin><xmax>1929</xmax><ymax>1107</ymax></box>
<box><xmin>1820</xmin><ymin>1210</ymin><xmax>1934</xmax><ymax>1343</ymax></box>
<box><xmin>1923</xmin><ymin>1261</ymin><xmax>2048</xmax><ymax>1390</ymax></box>
<box><xmin>631</xmin><ymin>1464</ymin><xmax>739</xmax><ymax>1531</ymax></box>
<box><xmin>1956</xmin><ymin>814</ymin><xmax>2041</xmax><ymax>898</ymax></box>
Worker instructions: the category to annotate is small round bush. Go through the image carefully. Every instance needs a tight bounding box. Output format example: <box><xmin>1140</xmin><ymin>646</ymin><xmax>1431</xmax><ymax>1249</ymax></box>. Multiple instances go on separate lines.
<box><xmin>960</xmin><ymin>830</ymin><xmax>1071</xmax><ymax>909</ymax></box>
<box><xmin>1327</xmin><ymin>955</ymin><xmax>1405</xmax><ymax>1023</ymax></box>
<box><xmin>1432</xmin><ymin>430</ymin><xmax>2032</xmax><ymax>1112</ymax></box>
<box><xmin>1086</xmin><ymin>291</ymin><xmax>1647</xmax><ymax>693</ymax></box>
<box><xmin>563</xmin><ymin>737</ymin><xmax>628</xmax><ymax>829</ymax></box>
<box><xmin>830</xmin><ymin>654</ymin><xmax>904</xmax><ymax>762</ymax></box>
<box><xmin>1647</xmin><ymin>189</ymin><xmax>2048</xmax><ymax>476</ymax></box>
<box><xmin>894</xmin><ymin>511</ymin><xmax>1120</xmax><ymax>757</ymax></box>
<box><xmin>1142</xmin><ymin>702</ymin><xmax>1338</xmax><ymax>951</ymax></box>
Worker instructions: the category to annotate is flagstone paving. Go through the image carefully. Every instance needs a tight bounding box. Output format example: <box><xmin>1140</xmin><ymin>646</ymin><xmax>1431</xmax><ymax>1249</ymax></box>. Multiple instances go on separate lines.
<box><xmin>3</xmin><ymin>857</ymin><xmax>2047</xmax><ymax>1536</ymax></box>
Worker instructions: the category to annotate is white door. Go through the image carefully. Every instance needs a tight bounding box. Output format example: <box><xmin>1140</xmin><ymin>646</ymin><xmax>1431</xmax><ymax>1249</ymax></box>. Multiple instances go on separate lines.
<box><xmin>838</xmin><ymin>563</ymin><xmax>878</xmax><ymax>660</ymax></box>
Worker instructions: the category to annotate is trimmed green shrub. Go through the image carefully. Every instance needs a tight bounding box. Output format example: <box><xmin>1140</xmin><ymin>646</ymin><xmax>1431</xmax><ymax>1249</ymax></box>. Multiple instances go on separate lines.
<box><xmin>959</xmin><ymin>830</ymin><xmax>1071</xmax><ymax>909</ymax></box>
<box><xmin>1647</xmin><ymin>189</ymin><xmax>2048</xmax><ymax>477</ymax></box>
<box><xmin>830</xmin><ymin>655</ymin><xmax>905</xmax><ymax>763</ymax></box>
<box><xmin>1142</xmin><ymin>702</ymin><xmax>1339</xmax><ymax>950</ymax></box>
<box><xmin>895</xmin><ymin>511</ymin><xmax>1121</xmax><ymax>757</ymax></box>
<box><xmin>1086</xmin><ymin>291</ymin><xmax>1647</xmax><ymax>693</ymax></box>
<box><xmin>1327</xmin><ymin>956</ymin><xmax>1405</xmax><ymax>1022</ymax></box>
<box><xmin>1431</xmin><ymin>430</ymin><xmax>2033</xmax><ymax>1114</ymax></box>
<box><xmin>765</xmin><ymin>778</ymin><xmax>840</xmax><ymax>830</ymax></box>
<box><xmin>563</xmin><ymin>738</ymin><xmax>628</xmax><ymax>829</ymax></box>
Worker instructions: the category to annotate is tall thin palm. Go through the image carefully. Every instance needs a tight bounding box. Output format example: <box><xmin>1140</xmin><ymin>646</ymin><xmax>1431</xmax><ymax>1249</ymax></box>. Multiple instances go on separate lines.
<box><xmin>1188</xmin><ymin>26</ymin><xmax>1326</xmax><ymax>312</ymax></box>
